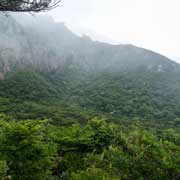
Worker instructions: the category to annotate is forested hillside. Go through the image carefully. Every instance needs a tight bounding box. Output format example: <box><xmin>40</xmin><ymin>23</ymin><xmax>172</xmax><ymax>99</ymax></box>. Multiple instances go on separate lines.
<box><xmin>1</xmin><ymin>14</ymin><xmax>180</xmax><ymax>126</ymax></box>
<box><xmin>0</xmin><ymin>14</ymin><xmax>179</xmax><ymax>179</ymax></box>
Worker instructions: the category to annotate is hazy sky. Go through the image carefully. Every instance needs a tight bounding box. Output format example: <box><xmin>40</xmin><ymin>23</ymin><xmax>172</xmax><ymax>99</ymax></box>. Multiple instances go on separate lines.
<box><xmin>48</xmin><ymin>0</ymin><xmax>180</xmax><ymax>61</ymax></box>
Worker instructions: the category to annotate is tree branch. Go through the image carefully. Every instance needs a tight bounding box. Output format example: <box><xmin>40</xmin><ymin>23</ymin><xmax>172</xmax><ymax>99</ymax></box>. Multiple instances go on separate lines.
<box><xmin>0</xmin><ymin>0</ymin><xmax>61</xmax><ymax>12</ymax></box>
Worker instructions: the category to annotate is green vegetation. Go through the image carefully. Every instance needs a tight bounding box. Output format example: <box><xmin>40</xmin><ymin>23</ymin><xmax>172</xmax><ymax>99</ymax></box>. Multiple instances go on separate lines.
<box><xmin>0</xmin><ymin>68</ymin><xmax>180</xmax><ymax>129</ymax></box>
<box><xmin>0</xmin><ymin>14</ymin><xmax>180</xmax><ymax>179</ymax></box>
<box><xmin>0</xmin><ymin>116</ymin><xmax>57</xmax><ymax>180</ymax></box>
<box><xmin>0</xmin><ymin>70</ymin><xmax>57</xmax><ymax>101</ymax></box>
<box><xmin>0</xmin><ymin>41</ymin><xmax>180</xmax><ymax>180</ymax></box>
<box><xmin>0</xmin><ymin>68</ymin><xmax>179</xmax><ymax>179</ymax></box>
<box><xmin>0</xmin><ymin>116</ymin><xmax>179</xmax><ymax>179</ymax></box>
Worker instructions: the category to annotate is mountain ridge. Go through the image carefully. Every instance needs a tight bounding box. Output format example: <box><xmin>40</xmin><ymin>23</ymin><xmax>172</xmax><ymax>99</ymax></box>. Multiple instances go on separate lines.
<box><xmin>0</xmin><ymin>14</ymin><xmax>180</xmax><ymax>125</ymax></box>
<box><xmin>0</xmin><ymin>14</ymin><xmax>179</xmax><ymax>74</ymax></box>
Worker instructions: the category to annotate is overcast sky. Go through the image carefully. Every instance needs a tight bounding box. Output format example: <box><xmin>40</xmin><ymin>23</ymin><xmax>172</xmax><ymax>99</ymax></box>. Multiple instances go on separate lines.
<box><xmin>47</xmin><ymin>0</ymin><xmax>180</xmax><ymax>61</ymax></box>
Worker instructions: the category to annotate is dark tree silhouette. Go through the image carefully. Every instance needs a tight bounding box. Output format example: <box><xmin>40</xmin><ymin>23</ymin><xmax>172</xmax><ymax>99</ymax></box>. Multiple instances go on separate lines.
<box><xmin>0</xmin><ymin>0</ymin><xmax>61</xmax><ymax>12</ymax></box>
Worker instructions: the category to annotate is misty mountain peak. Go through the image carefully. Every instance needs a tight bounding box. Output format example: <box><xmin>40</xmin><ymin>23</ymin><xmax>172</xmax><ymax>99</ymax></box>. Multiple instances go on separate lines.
<box><xmin>0</xmin><ymin>14</ymin><xmax>179</xmax><ymax>75</ymax></box>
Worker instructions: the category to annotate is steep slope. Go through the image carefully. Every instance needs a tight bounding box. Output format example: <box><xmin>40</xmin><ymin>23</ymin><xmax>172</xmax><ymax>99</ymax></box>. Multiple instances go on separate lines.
<box><xmin>1</xmin><ymin>14</ymin><xmax>178</xmax><ymax>74</ymax></box>
<box><xmin>0</xmin><ymin>14</ymin><xmax>180</xmax><ymax>125</ymax></box>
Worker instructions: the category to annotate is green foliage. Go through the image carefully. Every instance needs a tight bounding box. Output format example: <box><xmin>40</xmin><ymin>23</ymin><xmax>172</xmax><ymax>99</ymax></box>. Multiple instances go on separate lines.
<box><xmin>0</xmin><ymin>97</ymin><xmax>92</xmax><ymax>126</ymax></box>
<box><xmin>0</xmin><ymin>115</ymin><xmax>179</xmax><ymax>179</ymax></box>
<box><xmin>70</xmin><ymin>167</ymin><xmax>119</xmax><ymax>180</ymax></box>
<box><xmin>0</xmin><ymin>70</ymin><xmax>57</xmax><ymax>101</ymax></box>
<box><xmin>0</xmin><ymin>116</ymin><xmax>57</xmax><ymax>180</ymax></box>
<box><xmin>1</xmin><ymin>67</ymin><xmax>180</xmax><ymax>128</ymax></box>
<box><xmin>1</xmin><ymin>14</ymin><xmax>180</xmax><ymax>180</ymax></box>
<box><xmin>0</xmin><ymin>160</ymin><xmax>8</xmax><ymax>179</ymax></box>
<box><xmin>50</xmin><ymin>119</ymin><xmax>180</xmax><ymax>180</ymax></box>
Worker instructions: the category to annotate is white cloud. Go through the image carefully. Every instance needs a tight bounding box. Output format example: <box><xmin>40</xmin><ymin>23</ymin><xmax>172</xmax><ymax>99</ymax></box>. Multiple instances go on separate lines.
<box><xmin>47</xmin><ymin>0</ymin><xmax>180</xmax><ymax>61</ymax></box>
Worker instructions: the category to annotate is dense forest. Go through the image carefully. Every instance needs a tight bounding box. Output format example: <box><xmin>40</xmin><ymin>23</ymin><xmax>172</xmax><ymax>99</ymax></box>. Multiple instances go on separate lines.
<box><xmin>0</xmin><ymin>14</ymin><xmax>180</xmax><ymax>179</ymax></box>
<box><xmin>0</xmin><ymin>116</ymin><xmax>179</xmax><ymax>180</ymax></box>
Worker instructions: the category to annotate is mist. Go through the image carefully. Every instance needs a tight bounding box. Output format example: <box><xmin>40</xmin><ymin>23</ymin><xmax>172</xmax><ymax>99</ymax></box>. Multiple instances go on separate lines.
<box><xmin>0</xmin><ymin>3</ymin><xmax>180</xmax><ymax>179</ymax></box>
<box><xmin>46</xmin><ymin>0</ymin><xmax>180</xmax><ymax>62</ymax></box>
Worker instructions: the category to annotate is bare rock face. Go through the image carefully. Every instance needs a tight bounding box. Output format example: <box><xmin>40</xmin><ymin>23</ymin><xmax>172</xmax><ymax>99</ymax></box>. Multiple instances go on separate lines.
<box><xmin>0</xmin><ymin>14</ymin><xmax>179</xmax><ymax>74</ymax></box>
<box><xmin>0</xmin><ymin>72</ymin><xmax>4</xmax><ymax>80</ymax></box>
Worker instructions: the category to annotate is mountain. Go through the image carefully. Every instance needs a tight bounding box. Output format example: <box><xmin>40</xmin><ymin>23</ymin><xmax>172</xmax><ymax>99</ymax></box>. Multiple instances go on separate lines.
<box><xmin>0</xmin><ymin>14</ymin><xmax>180</xmax><ymax>127</ymax></box>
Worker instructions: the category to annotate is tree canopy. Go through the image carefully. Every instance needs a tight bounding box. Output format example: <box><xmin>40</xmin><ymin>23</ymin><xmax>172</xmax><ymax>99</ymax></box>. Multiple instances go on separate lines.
<box><xmin>0</xmin><ymin>116</ymin><xmax>179</xmax><ymax>179</ymax></box>
<box><xmin>0</xmin><ymin>0</ymin><xmax>61</xmax><ymax>12</ymax></box>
